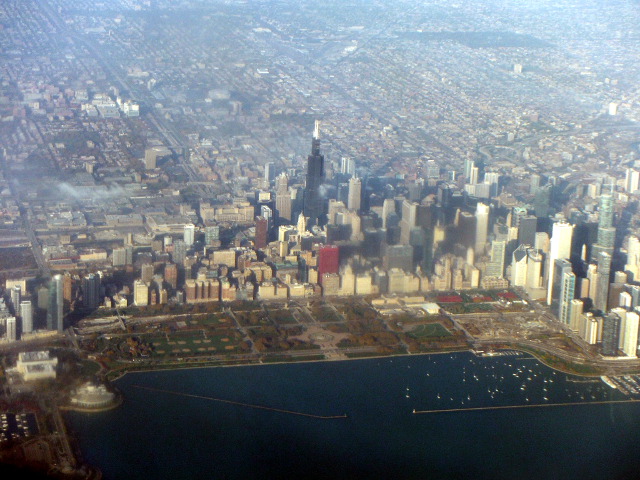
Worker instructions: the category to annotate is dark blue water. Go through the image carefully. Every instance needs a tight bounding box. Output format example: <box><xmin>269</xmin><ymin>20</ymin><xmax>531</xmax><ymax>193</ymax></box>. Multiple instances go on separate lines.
<box><xmin>66</xmin><ymin>353</ymin><xmax>640</xmax><ymax>480</ymax></box>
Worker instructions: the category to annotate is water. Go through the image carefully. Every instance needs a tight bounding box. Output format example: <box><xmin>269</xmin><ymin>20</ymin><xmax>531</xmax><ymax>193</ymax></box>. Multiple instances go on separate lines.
<box><xmin>66</xmin><ymin>353</ymin><xmax>640</xmax><ymax>479</ymax></box>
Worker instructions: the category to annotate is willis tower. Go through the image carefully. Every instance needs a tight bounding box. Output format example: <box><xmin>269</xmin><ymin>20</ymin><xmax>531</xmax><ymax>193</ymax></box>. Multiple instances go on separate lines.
<box><xmin>303</xmin><ymin>120</ymin><xmax>325</xmax><ymax>226</ymax></box>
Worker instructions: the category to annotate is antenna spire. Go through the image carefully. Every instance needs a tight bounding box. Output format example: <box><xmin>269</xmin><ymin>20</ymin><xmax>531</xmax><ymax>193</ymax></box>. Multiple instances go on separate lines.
<box><xmin>313</xmin><ymin>120</ymin><xmax>321</xmax><ymax>140</ymax></box>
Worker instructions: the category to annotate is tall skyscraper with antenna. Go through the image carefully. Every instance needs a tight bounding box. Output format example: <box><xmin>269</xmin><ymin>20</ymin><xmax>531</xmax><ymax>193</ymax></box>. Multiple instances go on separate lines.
<box><xmin>303</xmin><ymin>120</ymin><xmax>325</xmax><ymax>226</ymax></box>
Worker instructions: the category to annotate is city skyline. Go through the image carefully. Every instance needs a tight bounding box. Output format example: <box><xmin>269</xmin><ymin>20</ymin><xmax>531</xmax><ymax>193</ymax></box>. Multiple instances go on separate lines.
<box><xmin>1</xmin><ymin>0</ymin><xmax>640</xmax><ymax>477</ymax></box>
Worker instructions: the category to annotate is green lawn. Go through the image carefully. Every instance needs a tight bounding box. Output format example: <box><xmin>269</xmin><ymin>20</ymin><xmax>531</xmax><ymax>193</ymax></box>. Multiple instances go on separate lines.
<box><xmin>188</xmin><ymin>313</ymin><xmax>231</xmax><ymax>327</ymax></box>
<box><xmin>267</xmin><ymin>309</ymin><xmax>298</xmax><ymax>325</ymax></box>
<box><xmin>408</xmin><ymin>323</ymin><xmax>452</xmax><ymax>339</ymax></box>
<box><xmin>147</xmin><ymin>330</ymin><xmax>242</xmax><ymax>356</ymax></box>
<box><xmin>311</xmin><ymin>306</ymin><xmax>343</xmax><ymax>323</ymax></box>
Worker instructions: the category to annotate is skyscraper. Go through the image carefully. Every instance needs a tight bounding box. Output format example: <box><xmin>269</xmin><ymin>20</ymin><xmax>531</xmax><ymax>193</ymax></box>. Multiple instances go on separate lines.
<box><xmin>303</xmin><ymin>120</ymin><xmax>325</xmax><ymax>226</ymax></box>
<box><xmin>264</xmin><ymin>162</ymin><xmax>275</xmax><ymax>185</ymax></box>
<box><xmin>141</xmin><ymin>264</ymin><xmax>154</xmax><ymax>283</ymax></box>
<box><xmin>82</xmin><ymin>273</ymin><xmax>101</xmax><ymax>310</ymax></box>
<box><xmin>602</xmin><ymin>313</ymin><xmax>621</xmax><ymax>356</ymax></box>
<box><xmin>546</xmin><ymin>221</ymin><xmax>574</xmax><ymax>304</ymax></box>
<box><xmin>20</xmin><ymin>300</ymin><xmax>33</xmax><ymax>334</ymax></box>
<box><xmin>592</xmin><ymin>194</ymin><xmax>615</xmax><ymax>257</ymax></box>
<box><xmin>173</xmin><ymin>240</ymin><xmax>187</xmax><ymax>264</ymax></box>
<box><xmin>47</xmin><ymin>274</ymin><xmax>64</xmax><ymax>333</ymax></box>
<box><xmin>275</xmin><ymin>172</ymin><xmax>288</xmax><ymax>193</ymax></box>
<box><xmin>551</xmin><ymin>259</ymin><xmax>575</xmax><ymax>324</ymax></box>
<box><xmin>348</xmin><ymin>176</ymin><xmax>362</xmax><ymax>211</ymax></box>
<box><xmin>517</xmin><ymin>215</ymin><xmax>537</xmax><ymax>247</ymax></box>
<box><xmin>275</xmin><ymin>173</ymin><xmax>292</xmax><ymax>222</ymax></box>
<box><xmin>594</xmin><ymin>251</ymin><xmax>612</xmax><ymax>312</ymax></box>
<box><xmin>341</xmin><ymin>157</ymin><xmax>355</xmax><ymax>176</ymax></box>
<box><xmin>113</xmin><ymin>247</ymin><xmax>127</xmax><ymax>267</ymax></box>
<box><xmin>134</xmin><ymin>280</ymin><xmax>149</xmax><ymax>306</ymax></box>
<box><xmin>475</xmin><ymin>203</ymin><xmax>490</xmax><ymax>255</ymax></box>
<box><xmin>205</xmin><ymin>225</ymin><xmax>220</xmax><ymax>246</ymax></box>
<box><xmin>254</xmin><ymin>216</ymin><xmax>268</xmax><ymax>249</ymax></box>
<box><xmin>6</xmin><ymin>316</ymin><xmax>16</xmax><ymax>342</ymax></box>
<box><xmin>511</xmin><ymin>244</ymin><xmax>529</xmax><ymax>286</ymax></box>
<box><xmin>598</xmin><ymin>194</ymin><xmax>614</xmax><ymax>229</ymax></box>
<box><xmin>400</xmin><ymin>200</ymin><xmax>418</xmax><ymax>245</ymax></box>
<box><xmin>318</xmin><ymin>245</ymin><xmax>339</xmax><ymax>284</ymax></box>
<box><xmin>10</xmin><ymin>285</ymin><xmax>21</xmax><ymax>314</ymax></box>
<box><xmin>184</xmin><ymin>224</ymin><xmax>196</xmax><ymax>247</ymax></box>
<box><xmin>625</xmin><ymin>168</ymin><xmax>640</xmax><ymax>193</ymax></box>
<box><xmin>164</xmin><ymin>263</ymin><xmax>178</xmax><ymax>290</ymax></box>
<box><xmin>569</xmin><ymin>299</ymin><xmax>583</xmax><ymax>332</ymax></box>
<box><xmin>463</xmin><ymin>158</ymin><xmax>475</xmax><ymax>180</ymax></box>
<box><xmin>383</xmin><ymin>244</ymin><xmax>414</xmax><ymax>272</ymax></box>
<box><xmin>622</xmin><ymin>311</ymin><xmax>639</xmax><ymax>358</ymax></box>
<box><xmin>485</xmin><ymin>239</ymin><xmax>506</xmax><ymax>278</ymax></box>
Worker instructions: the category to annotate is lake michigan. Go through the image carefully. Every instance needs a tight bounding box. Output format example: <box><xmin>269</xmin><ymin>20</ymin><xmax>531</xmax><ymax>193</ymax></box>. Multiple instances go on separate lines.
<box><xmin>65</xmin><ymin>352</ymin><xmax>640</xmax><ymax>479</ymax></box>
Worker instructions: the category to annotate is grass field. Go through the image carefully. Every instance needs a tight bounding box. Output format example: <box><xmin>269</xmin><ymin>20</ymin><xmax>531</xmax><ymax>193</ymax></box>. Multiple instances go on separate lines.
<box><xmin>408</xmin><ymin>323</ymin><xmax>452</xmax><ymax>338</ymax></box>
<box><xmin>187</xmin><ymin>313</ymin><xmax>231</xmax><ymax>327</ymax></box>
<box><xmin>148</xmin><ymin>330</ymin><xmax>242</xmax><ymax>356</ymax></box>
<box><xmin>267</xmin><ymin>309</ymin><xmax>298</xmax><ymax>325</ymax></box>
<box><xmin>310</xmin><ymin>306</ymin><xmax>343</xmax><ymax>323</ymax></box>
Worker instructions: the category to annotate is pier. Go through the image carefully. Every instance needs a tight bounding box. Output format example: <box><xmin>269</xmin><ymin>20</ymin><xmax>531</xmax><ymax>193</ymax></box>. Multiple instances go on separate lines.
<box><xmin>412</xmin><ymin>398</ymin><xmax>639</xmax><ymax>415</ymax></box>
<box><xmin>132</xmin><ymin>385</ymin><xmax>348</xmax><ymax>419</ymax></box>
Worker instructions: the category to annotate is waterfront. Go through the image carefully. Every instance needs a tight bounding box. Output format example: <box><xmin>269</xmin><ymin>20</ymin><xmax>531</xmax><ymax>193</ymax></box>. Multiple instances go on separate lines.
<box><xmin>66</xmin><ymin>352</ymin><xmax>640</xmax><ymax>480</ymax></box>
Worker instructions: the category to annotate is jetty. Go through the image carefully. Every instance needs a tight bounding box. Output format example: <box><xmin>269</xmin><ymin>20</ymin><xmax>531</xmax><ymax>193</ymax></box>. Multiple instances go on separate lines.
<box><xmin>412</xmin><ymin>398</ymin><xmax>639</xmax><ymax>415</ymax></box>
<box><xmin>132</xmin><ymin>385</ymin><xmax>347</xmax><ymax>419</ymax></box>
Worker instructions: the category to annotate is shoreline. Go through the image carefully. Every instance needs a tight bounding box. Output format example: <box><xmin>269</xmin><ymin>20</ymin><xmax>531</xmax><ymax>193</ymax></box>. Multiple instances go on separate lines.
<box><xmin>105</xmin><ymin>345</ymin><xmax>615</xmax><ymax>385</ymax></box>
<box><xmin>102</xmin><ymin>338</ymin><xmax>640</xmax><ymax>386</ymax></box>
<box><xmin>107</xmin><ymin>348</ymin><xmax>471</xmax><ymax>383</ymax></box>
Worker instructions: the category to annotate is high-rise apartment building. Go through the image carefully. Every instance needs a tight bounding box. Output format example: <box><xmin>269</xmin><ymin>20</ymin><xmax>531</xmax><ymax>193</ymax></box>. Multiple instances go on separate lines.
<box><xmin>602</xmin><ymin>313</ymin><xmax>621</xmax><ymax>356</ymax></box>
<box><xmin>10</xmin><ymin>285</ymin><xmax>21</xmax><ymax>314</ymax></box>
<box><xmin>164</xmin><ymin>263</ymin><xmax>178</xmax><ymax>290</ymax></box>
<box><xmin>20</xmin><ymin>300</ymin><xmax>33</xmax><ymax>334</ymax></box>
<box><xmin>6</xmin><ymin>316</ymin><xmax>16</xmax><ymax>342</ymax></box>
<box><xmin>184</xmin><ymin>224</ymin><xmax>196</xmax><ymax>247</ymax></box>
<box><xmin>622</xmin><ymin>311</ymin><xmax>639</xmax><ymax>358</ymax></box>
<box><xmin>173</xmin><ymin>240</ymin><xmax>187</xmax><ymax>264</ymax></box>
<box><xmin>551</xmin><ymin>259</ymin><xmax>575</xmax><ymax>324</ymax></box>
<box><xmin>205</xmin><ymin>225</ymin><xmax>220</xmax><ymax>246</ymax></box>
<box><xmin>625</xmin><ymin>168</ymin><xmax>640</xmax><ymax>193</ymax></box>
<box><xmin>341</xmin><ymin>157</ymin><xmax>355</xmax><ymax>176</ymax></box>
